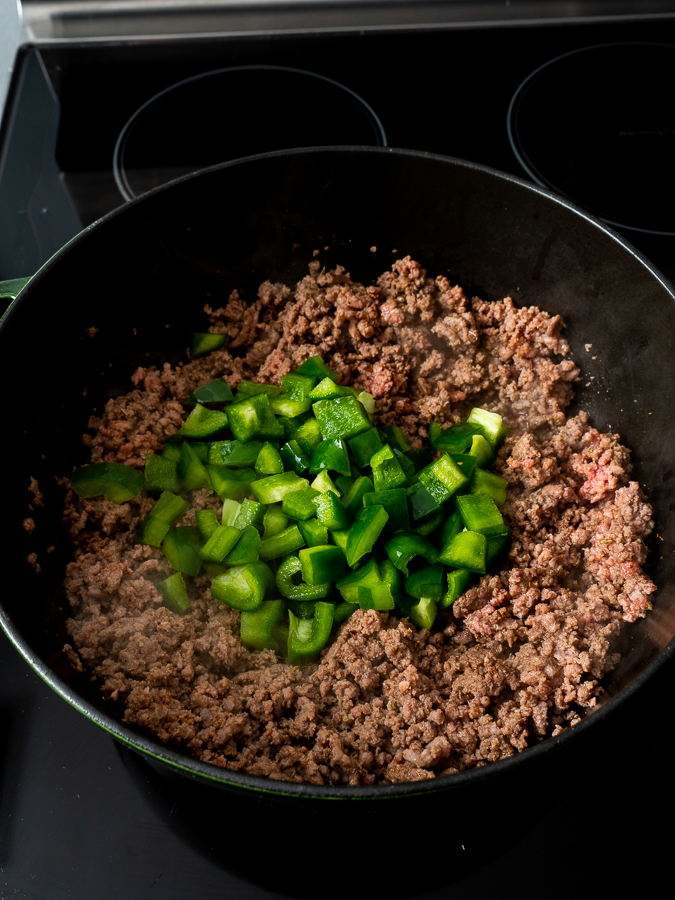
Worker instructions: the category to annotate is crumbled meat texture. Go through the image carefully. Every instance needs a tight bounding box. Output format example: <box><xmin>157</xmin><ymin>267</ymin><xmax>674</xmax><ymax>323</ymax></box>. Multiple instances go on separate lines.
<box><xmin>61</xmin><ymin>258</ymin><xmax>655</xmax><ymax>784</ymax></box>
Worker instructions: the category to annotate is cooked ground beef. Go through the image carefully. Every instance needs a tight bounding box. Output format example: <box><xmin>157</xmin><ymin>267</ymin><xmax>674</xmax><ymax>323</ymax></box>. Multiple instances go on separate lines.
<box><xmin>62</xmin><ymin>258</ymin><xmax>655</xmax><ymax>785</ymax></box>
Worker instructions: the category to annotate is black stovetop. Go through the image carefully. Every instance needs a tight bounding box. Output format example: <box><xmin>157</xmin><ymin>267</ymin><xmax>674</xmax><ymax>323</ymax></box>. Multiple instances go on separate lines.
<box><xmin>1</xmin><ymin>17</ymin><xmax>674</xmax><ymax>900</ymax></box>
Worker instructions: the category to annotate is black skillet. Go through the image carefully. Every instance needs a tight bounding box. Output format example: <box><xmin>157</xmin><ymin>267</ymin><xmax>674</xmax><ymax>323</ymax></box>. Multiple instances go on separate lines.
<box><xmin>1</xmin><ymin>146</ymin><xmax>674</xmax><ymax>811</ymax></box>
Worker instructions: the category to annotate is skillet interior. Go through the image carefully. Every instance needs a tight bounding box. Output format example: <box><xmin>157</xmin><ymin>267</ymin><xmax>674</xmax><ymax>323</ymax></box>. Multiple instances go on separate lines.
<box><xmin>2</xmin><ymin>146</ymin><xmax>674</xmax><ymax>800</ymax></box>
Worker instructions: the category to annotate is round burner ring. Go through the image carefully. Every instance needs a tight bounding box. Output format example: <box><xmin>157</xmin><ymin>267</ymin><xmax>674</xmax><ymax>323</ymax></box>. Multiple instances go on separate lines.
<box><xmin>507</xmin><ymin>42</ymin><xmax>675</xmax><ymax>235</ymax></box>
<box><xmin>113</xmin><ymin>65</ymin><xmax>387</xmax><ymax>201</ymax></box>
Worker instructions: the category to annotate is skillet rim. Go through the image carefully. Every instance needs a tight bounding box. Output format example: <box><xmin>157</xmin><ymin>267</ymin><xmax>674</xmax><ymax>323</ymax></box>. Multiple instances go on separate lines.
<box><xmin>1</xmin><ymin>144</ymin><xmax>674</xmax><ymax>800</ymax></box>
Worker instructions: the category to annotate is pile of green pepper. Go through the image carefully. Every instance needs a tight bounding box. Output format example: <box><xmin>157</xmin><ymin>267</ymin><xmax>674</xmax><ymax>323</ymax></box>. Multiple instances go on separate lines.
<box><xmin>71</xmin><ymin>353</ymin><xmax>511</xmax><ymax>665</ymax></box>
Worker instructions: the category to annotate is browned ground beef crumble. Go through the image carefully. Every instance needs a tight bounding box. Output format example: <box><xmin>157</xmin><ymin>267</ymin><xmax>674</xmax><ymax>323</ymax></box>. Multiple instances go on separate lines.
<box><xmin>61</xmin><ymin>257</ymin><xmax>656</xmax><ymax>785</ymax></box>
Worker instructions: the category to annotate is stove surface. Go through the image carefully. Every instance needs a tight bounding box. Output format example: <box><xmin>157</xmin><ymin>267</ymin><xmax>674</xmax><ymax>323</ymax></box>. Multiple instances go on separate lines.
<box><xmin>1</xmin><ymin>16</ymin><xmax>675</xmax><ymax>900</ymax></box>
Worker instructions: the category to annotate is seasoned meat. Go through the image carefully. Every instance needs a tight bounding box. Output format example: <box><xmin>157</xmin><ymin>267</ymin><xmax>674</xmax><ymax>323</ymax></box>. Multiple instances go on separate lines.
<box><xmin>62</xmin><ymin>258</ymin><xmax>655</xmax><ymax>785</ymax></box>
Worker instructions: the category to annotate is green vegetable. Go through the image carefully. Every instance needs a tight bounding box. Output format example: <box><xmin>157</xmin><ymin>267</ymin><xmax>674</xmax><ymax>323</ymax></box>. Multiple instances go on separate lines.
<box><xmin>258</xmin><ymin>524</ymin><xmax>306</xmax><ymax>560</ymax></box>
<box><xmin>211</xmin><ymin>562</ymin><xmax>274</xmax><ymax>611</ymax></box>
<box><xmin>418</xmin><ymin>453</ymin><xmax>468</xmax><ymax>505</ymax></box>
<box><xmin>299</xmin><ymin>545</ymin><xmax>346</xmax><ymax>585</ymax></box>
<box><xmin>223</xmin><ymin>524</ymin><xmax>261</xmax><ymax>565</ymax></box>
<box><xmin>227</xmin><ymin>393</ymin><xmax>284</xmax><ymax>443</ymax></box>
<box><xmin>190</xmin><ymin>332</ymin><xmax>228</xmax><ymax>358</ymax></box>
<box><xmin>288</xmin><ymin>603</ymin><xmax>335</xmax><ymax>664</ymax></box>
<box><xmin>198</xmin><ymin>524</ymin><xmax>241</xmax><ymax>564</ymax></box>
<box><xmin>312</xmin><ymin>395</ymin><xmax>371</xmax><ymax>440</ymax></box>
<box><xmin>136</xmin><ymin>491</ymin><xmax>189</xmax><ymax>547</ymax></box>
<box><xmin>71</xmin><ymin>462</ymin><xmax>144</xmax><ymax>503</ymax></box>
<box><xmin>185</xmin><ymin>379</ymin><xmax>234</xmax><ymax>404</ymax></box>
<box><xmin>276</xmin><ymin>554</ymin><xmax>330</xmax><ymax>601</ymax></box>
<box><xmin>310</xmin><ymin>438</ymin><xmax>351</xmax><ymax>476</ymax></box>
<box><xmin>178</xmin><ymin>403</ymin><xmax>229</xmax><ymax>439</ymax></box>
<box><xmin>208</xmin><ymin>440</ymin><xmax>263</xmax><ymax>468</ymax></box>
<box><xmin>370</xmin><ymin>445</ymin><xmax>407</xmax><ymax>492</ymax></box>
<box><xmin>178</xmin><ymin>441</ymin><xmax>211</xmax><ymax>491</ymax></box>
<box><xmin>385</xmin><ymin>531</ymin><xmax>438</xmax><ymax>576</ymax></box>
<box><xmin>250</xmin><ymin>471</ymin><xmax>309</xmax><ymax>504</ymax></box>
<box><xmin>162</xmin><ymin>525</ymin><xmax>203</xmax><ymax>576</ymax></box>
<box><xmin>156</xmin><ymin>571</ymin><xmax>191</xmax><ymax>615</ymax></box>
<box><xmin>346</xmin><ymin>505</ymin><xmax>389</xmax><ymax>567</ymax></box>
<box><xmin>240</xmin><ymin>599</ymin><xmax>286</xmax><ymax>651</ymax></box>
<box><xmin>438</xmin><ymin>530</ymin><xmax>487</xmax><ymax>574</ymax></box>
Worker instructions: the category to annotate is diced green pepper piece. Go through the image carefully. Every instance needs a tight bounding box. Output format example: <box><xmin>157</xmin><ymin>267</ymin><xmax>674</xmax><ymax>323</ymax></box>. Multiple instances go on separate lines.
<box><xmin>335</xmin><ymin>475</ymin><xmax>355</xmax><ymax>496</ymax></box>
<box><xmin>408</xmin><ymin>596</ymin><xmax>438</xmax><ymax>631</ymax></box>
<box><xmin>198</xmin><ymin>524</ymin><xmax>241</xmax><ymax>563</ymax></box>
<box><xmin>413</xmin><ymin>508</ymin><xmax>446</xmax><ymax>537</ymax></box>
<box><xmin>392</xmin><ymin>447</ymin><xmax>415</xmax><ymax>481</ymax></box>
<box><xmin>178</xmin><ymin>441</ymin><xmax>211</xmax><ymax>491</ymax></box>
<box><xmin>406</xmin><ymin>447</ymin><xmax>433</xmax><ymax>472</ymax></box>
<box><xmin>71</xmin><ymin>462</ymin><xmax>145</xmax><ymax>504</ymax></box>
<box><xmin>429</xmin><ymin>421</ymin><xmax>482</xmax><ymax>454</ymax></box>
<box><xmin>282</xmin><ymin>487</ymin><xmax>320</xmax><ymax>521</ymax></box>
<box><xmin>208</xmin><ymin>440</ymin><xmax>263</xmax><ymax>468</ymax></box>
<box><xmin>348</xmin><ymin>427</ymin><xmax>383</xmax><ymax>468</ymax></box>
<box><xmin>185</xmin><ymin>379</ymin><xmax>234</xmax><ymax>404</ymax></box>
<box><xmin>383</xmin><ymin>424</ymin><xmax>411</xmax><ymax>453</ymax></box>
<box><xmin>439</xmin><ymin>568</ymin><xmax>473</xmax><ymax>608</ymax></box>
<box><xmin>207</xmin><ymin>466</ymin><xmax>257</xmax><ymax>501</ymax></box>
<box><xmin>308</xmin><ymin>377</ymin><xmax>356</xmax><ymax>400</ymax></box>
<box><xmin>438</xmin><ymin>530</ymin><xmax>487</xmax><ymax>573</ymax></box>
<box><xmin>195</xmin><ymin>507</ymin><xmax>220</xmax><ymax>541</ymax></box>
<box><xmin>313</xmin><ymin>491</ymin><xmax>349</xmax><ymax>532</ymax></box>
<box><xmin>299</xmin><ymin>545</ymin><xmax>346</xmax><ymax>585</ymax></box>
<box><xmin>258</xmin><ymin>524</ymin><xmax>306</xmax><ymax>560</ymax></box>
<box><xmin>292</xmin><ymin>416</ymin><xmax>324</xmax><ymax>456</ymax></box>
<box><xmin>294</xmin><ymin>356</ymin><xmax>340</xmax><ymax>381</ymax></box>
<box><xmin>456</xmin><ymin>494</ymin><xmax>505</xmax><ymax>537</ymax></box>
<box><xmin>262</xmin><ymin>503</ymin><xmax>289</xmax><ymax>539</ymax></box>
<box><xmin>470</xmin><ymin>469</ymin><xmax>509</xmax><ymax>506</ymax></box>
<box><xmin>406</xmin><ymin>481</ymin><xmax>443</xmax><ymax>525</ymax></box>
<box><xmin>234</xmin><ymin>380</ymin><xmax>282</xmax><ymax>402</ymax></box>
<box><xmin>211</xmin><ymin>562</ymin><xmax>275</xmax><ymax>612</ymax></box>
<box><xmin>221</xmin><ymin>498</ymin><xmax>241</xmax><ymax>526</ymax></box>
<box><xmin>254</xmin><ymin>441</ymin><xmax>284</xmax><ymax>476</ymax></box>
<box><xmin>438</xmin><ymin>509</ymin><xmax>463</xmax><ymax>548</ymax></box>
<box><xmin>178</xmin><ymin>403</ymin><xmax>229</xmax><ymax>439</ymax></box>
<box><xmin>346</xmin><ymin>505</ymin><xmax>389</xmax><ymax>567</ymax></box>
<box><xmin>334</xmin><ymin>600</ymin><xmax>358</xmax><ymax>625</ymax></box>
<box><xmin>281</xmin><ymin>373</ymin><xmax>317</xmax><ymax>399</ymax></box>
<box><xmin>161</xmin><ymin>441</ymin><xmax>182</xmax><ymax>462</ymax></box>
<box><xmin>467</xmin><ymin>434</ymin><xmax>495</xmax><ymax>468</ymax></box>
<box><xmin>466</xmin><ymin>407</ymin><xmax>510</xmax><ymax>449</ymax></box>
<box><xmin>357</xmin><ymin>582</ymin><xmax>395</xmax><ymax>611</ymax></box>
<box><xmin>271</xmin><ymin>394</ymin><xmax>313</xmax><ymax>417</ymax></box>
<box><xmin>363</xmin><ymin>488</ymin><xmax>410</xmax><ymax>532</ymax></box>
<box><xmin>279</xmin><ymin>440</ymin><xmax>310</xmax><ymax>475</ymax></box>
<box><xmin>162</xmin><ymin>525</ymin><xmax>203</xmax><ymax>576</ymax></box>
<box><xmin>405</xmin><ymin>563</ymin><xmax>445</xmax><ymax>602</ymax></box>
<box><xmin>240</xmin><ymin>599</ymin><xmax>286</xmax><ymax>651</ymax></box>
<box><xmin>233</xmin><ymin>498</ymin><xmax>265</xmax><ymax>531</ymax></box>
<box><xmin>449</xmin><ymin>453</ymin><xmax>478</xmax><ymax>482</ymax></box>
<box><xmin>224</xmin><ymin>524</ymin><xmax>262</xmax><ymax>565</ymax></box>
<box><xmin>144</xmin><ymin>453</ymin><xmax>181</xmax><ymax>494</ymax></box>
<box><xmin>298</xmin><ymin>518</ymin><xmax>330</xmax><ymax>548</ymax></box>
<box><xmin>385</xmin><ymin>531</ymin><xmax>438</xmax><ymax>576</ymax></box>
<box><xmin>312</xmin><ymin>395</ymin><xmax>371</xmax><ymax>441</ymax></box>
<box><xmin>356</xmin><ymin>391</ymin><xmax>376</xmax><ymax>415</ymax></box>
<box><xmin>156</xmin><ymin>571</ymin><xmax>191</xmax><ymax>615</ymax></box>
<box><xmin>250</xmin><ymin>471</ymin><xmax>310</xmax><ymax>504</ymax></box>
<box><xmin>136</xmin><ymin>491</ymin><xmax>189</xmax><ymax>547</ymax></box>
<box><xmin>418</xmin><ymin>453</ymin><xmax>468</xmax><ymax>504</ymax></box>
<box><xmin>227</xmin><ymin>393</ymin><xmax>284</xmax><ymax>443</ymax></box>
<box><xmin>380</xmin><ymin>559</ymin><xmax>406</xmax><ymax>608</ymax></box>
<box><xmin>336</xmin><ymin>557</ymin><xmax>381</xmax><ymax>603</ymax></box>
<box><xmin>288</xmin><ymin>603</ymin><xmax>335</xmax><ymax>665</ymax></box>
<box><xmin>310</xmin><ymin>470</ymin><xmax>341</xmax><ymax>496</ymax></box>
<box><xmin>310</xmin><ymin>438</ymin><xmax>351</xmax><ymax>476</ymax></box>
<box><xmin>370</xmin><ymin>445</ymin><xmax>407</xmax><ymax>492</ymax></box>
<box><xmin>276</xmin><ymin>554</ymin><xmax>331</xmax><ymax>601</ymax></box>
<box><xmin>342</xmin><ymin>475</ymin><xmax>375</xmax><ymax>517</ymax></box>
<box><xmin>190</xmin><ymin>332</ymin><xmax>227</xmax><ymax>358</ymax></box>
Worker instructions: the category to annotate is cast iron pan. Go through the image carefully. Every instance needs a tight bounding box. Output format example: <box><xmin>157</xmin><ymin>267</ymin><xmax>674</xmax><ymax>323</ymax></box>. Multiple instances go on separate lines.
<box><xmin>1</xmin><ymin>147</ymin><xmax>674</xmax><ymax>805</ymax></box>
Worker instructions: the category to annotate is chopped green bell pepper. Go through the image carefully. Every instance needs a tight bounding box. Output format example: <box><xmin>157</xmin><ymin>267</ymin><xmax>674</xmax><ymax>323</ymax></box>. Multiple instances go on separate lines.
<box><xmin>276</xmin><ymin>554</ymin><xmax>331</xmax><ymax>601</ymax></box>
<box><xmin>438</xmin><ymin>530</ymin><xmax>487</xmax><ymax>574</ymax></box>
<box><xmin>240</xmin><ymin>599</ymin><xmax>286</xmax><ymax>651</ymax></box>
<box><xmin>185</xmin><ymin>378</ymin><xmax>234</xmax><ymax>404</ymax></box>
<box><xmin>227</xmin><ymin>393</ymin><xmax>284</xmax><ymax>443</ymax></box>
<box><xmin>156</xmin><ymin>571</ymin><xmax>191</xmax><ymax>615</ymax></box>
<box><xmin>363</xmin><ymin>488</ymin><xmax>410</xmax><ymax>532</ymax></box>
<box><xmin>346</xmin><ymin>505</ymin><xmax>389</xmax><ymax>567</ymax></box>
<box><xmin>310</xmin><ymin>438</ymin><xmax>351</xmax><ymax>476</ymax></box>
<box><xmin>439</xmin><ymin>568</ymin><xmax>472</xmax><ymax>607</ymax></box>
<box><xmin>470</xmin><ymin>468</ymin><xmax>509</xmax><ymax>506</ymax></box>
<box><xmin>136</xmin><ymin>491</ymin><xmax>189</xmax><ymax>547</ymax></box>
<box><xmin>195</xmin><ymin>507</ymin><xmax>220</xmax><ymax>541</ymax></box>
<box><xmin>71</xmin><ymin>462</ymin><xmax>145</xmax><ymax>504</ymax></box>
<box><xmin>178</xmin><ymin>403</ymin><xmax>229</xmax><ymax>439</ymax></box>
<box><xmin>224</xmin><ymin>524</ymin><xmax>261</xmax><ymax>565</ymax></box>
<box><xmin>258</xmin><ymin>524</ymin><xmax>306</xmax><ymax>560</ymax></box>
<box><xmin>190</xmin><ymin>332</ymin><xmax>227</xmax><ymax>358</ymax></box>
<box><xmin>250</xmin><ymin>471</ymin><xmax>309</xmax><ymax>504</ymax></box>
<box><xmin>466</xmin><ymin>407</ymin><xmax>510</xmax><ymax>449</ymax></box>
<box><xmin>208</xmin><ymin>440</ymin><xmax>263</xmax><ymax>468</ymax></box>
<box><xmin>313</xmin><ymin>491</ymin><xmax>349</xmax><ymax>532</ymax></box>
<box><xmin>279</xmin><ymin>440</ymin><xmax>311</xmax><ymax>475</ymax></box>
<box><xmin>299</xmin><ymin>545</ymin><xmax>346</xmax><ymax>585</ymax></box>
<box><xmin>288</xmin><ymin>602</ymin><xmax>335</xmax><ymax>665</ymax></box>
<box><xmin>312</xmin><ymin>395</ymin><xmax>371</xmax><ymax>441</ymax></box>
<box><xmin>178</xmin><ymin>441</ymin><xmax>211</xmax><ymax>492</ymax></box>
<box><xmin>198</xmin><ymin>524</ymin><xmax>241</xmax><ymax>563</ymax></box>
<box><xmin>294</xmin><ymin>355</ymin><xmax>340</xmax><ymax>381</ymax></box>
<box><xmin>370</xmin><ymin>445</ymin><xmax>407</xmax><ymax>492</ymax></box>
<box><xmin>211</xmin><ymin>561</ymin><xmax>275</xmax><ymax>612</ymax></box>
<box><xmin>456</xmin><ymin>493</ymin><xmax>505</xmax><ymax>536</ymax></box>
<box><xmin>282</xmin><ymin>487</ymin><xmax>321</xmax><ymax>521</ymax></box>
<box><xmin>418</xmin><ymin>453</ymin><xmax>468</xmax><ymax>504</ymax></box>
<box><xmin>384</xmin><ymin>531</ymin><xmax>438</xmax><ymax>576</ymax></box>
<box><xmin>162</xmin><ymin>525</ymin><xmax>203</xmax><ymax>576</ymax></box>
<box><xmin>144</xmin><ymin>453</ymin><xmax>181</xmax><ymax>494</ymax></box>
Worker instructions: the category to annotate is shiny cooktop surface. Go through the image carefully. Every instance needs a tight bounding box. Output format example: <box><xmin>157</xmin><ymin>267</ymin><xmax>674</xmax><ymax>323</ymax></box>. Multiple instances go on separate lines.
<box><xmin>1</xmin><ymin>15</ymin><xmax>674</xmax><ymax>900</ymax></box>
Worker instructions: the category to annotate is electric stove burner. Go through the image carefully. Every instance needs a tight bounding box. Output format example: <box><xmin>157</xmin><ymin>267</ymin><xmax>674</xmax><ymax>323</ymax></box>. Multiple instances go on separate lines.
<box><xmin>113</xmin><ymin>65</ymin><xmax>387</xmax><ymax>201</ymax></box>
<box><xmin>507</xmin><ymin>43</ymin><xmax>675</xmax><ymax>235</ymax></box>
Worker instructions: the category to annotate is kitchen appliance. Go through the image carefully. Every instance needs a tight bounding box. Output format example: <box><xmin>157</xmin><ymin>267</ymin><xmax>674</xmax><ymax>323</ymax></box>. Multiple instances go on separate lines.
<box><xmin>1</xmin><ymin>5</ymin><xmax>675</xmax><ymax>898</ymax></box>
